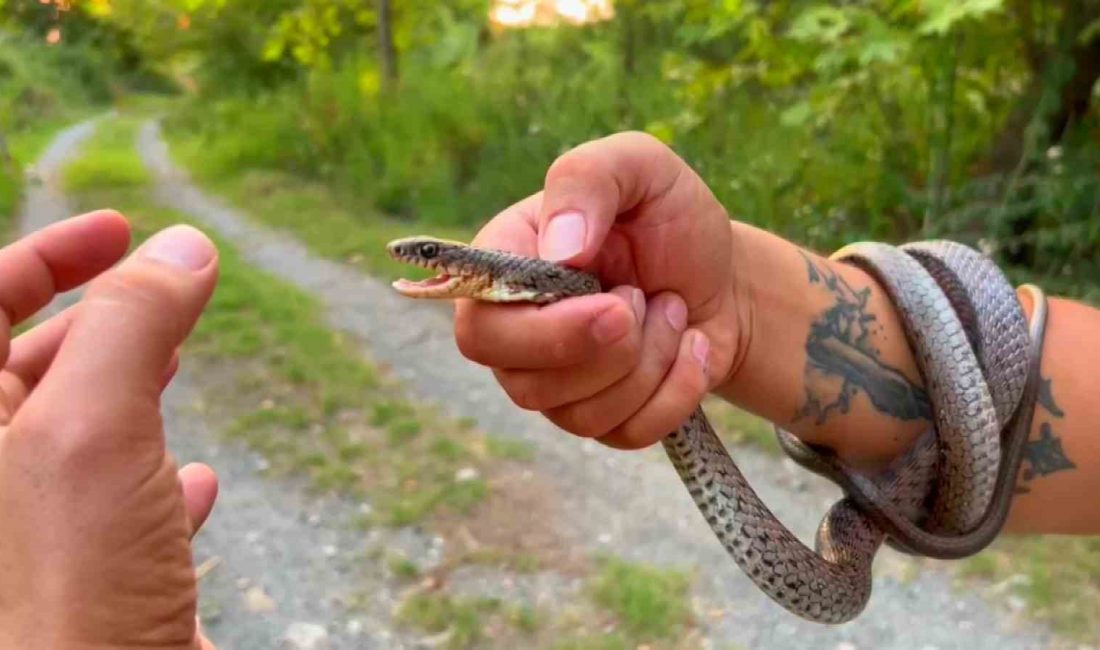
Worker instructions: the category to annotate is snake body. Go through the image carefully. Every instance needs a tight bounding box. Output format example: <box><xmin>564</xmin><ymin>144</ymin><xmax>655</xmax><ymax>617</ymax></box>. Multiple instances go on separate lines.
<box><xmin>780</xmin><ymin>242</ymin><xmax>1046</xmax><ymax>559</ymax></box>
<box><xmin>386</xmin><ymin>236</ymin><xmax>1047</xmax><ymax>623</ymax></box>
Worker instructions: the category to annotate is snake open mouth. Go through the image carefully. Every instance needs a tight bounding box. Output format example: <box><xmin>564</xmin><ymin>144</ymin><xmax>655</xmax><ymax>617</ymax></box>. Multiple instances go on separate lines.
<box><xmin>391</xmin><ymin>273</ymin><xmax>462</xmax><ymax>297</ymax></box>
<box><xmin>386</xmin><ymin>236</ymin><xmax>485</xmax><ymax>299</ymax></box>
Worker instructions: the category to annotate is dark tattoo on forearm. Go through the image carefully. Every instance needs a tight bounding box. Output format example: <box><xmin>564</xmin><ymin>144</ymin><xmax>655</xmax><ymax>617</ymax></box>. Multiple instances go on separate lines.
<box><xmin>1037</xmin><ymin>376</ymin><xmax>1065</xmax><ymax>417</ymax></box>
<box><xmin>795</xmin><ymin>252</ymin><xmax>932</xmax><ymax>426</ymax></box>
<box><xmin>1016</xmin><ymin>376</ymin><xmax>1074</xmax><ymax>493</ymax></box>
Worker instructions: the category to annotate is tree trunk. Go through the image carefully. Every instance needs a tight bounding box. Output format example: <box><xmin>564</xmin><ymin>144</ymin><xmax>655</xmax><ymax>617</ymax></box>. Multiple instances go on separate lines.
<box><xmin>618</xmin><ymin>2</ymin><xmax>637</xmax><ymax>123</ymax></box>
<box><xmin>924</xmin><ymin>35</ymin><xmax>959</xmax><ymax>235</ymax></box>
<box><xmin>0</xmin><ymin>128</ymin><xmax>16</xmax><ymax>179</ymax></box>
<box><xmin>986</xmin><ymin>5</ymin><xmax>1100</xmax><ymax>173</ymax></box>
<box><xmin>984</xmin><ymin>2</ymin><xmax>1099</xmax><ymax>266</ymax></box>
<box><xmin>377</xmin><ymin>0</ymin><xmax>398</xmax><ymax>87</ymax></box>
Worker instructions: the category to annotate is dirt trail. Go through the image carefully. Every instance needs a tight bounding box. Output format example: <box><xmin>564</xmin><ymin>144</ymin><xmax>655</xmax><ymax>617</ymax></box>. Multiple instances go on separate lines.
<box><xmin>126</xmin><ymin>118</ymin><xmax>1075</xmax><ymax>650</ymax></box>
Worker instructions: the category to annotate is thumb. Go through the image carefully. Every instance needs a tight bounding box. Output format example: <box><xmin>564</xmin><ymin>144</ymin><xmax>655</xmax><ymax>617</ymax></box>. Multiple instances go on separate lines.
<box><xmin>26</xmin><ymin>225</ymin><xmax>217</xmax><ymax>435</ymax></box>
<box><xmin>537</xmin><ymin>132</ymin><xmax>684</xmax><ymax>266</ymax></box>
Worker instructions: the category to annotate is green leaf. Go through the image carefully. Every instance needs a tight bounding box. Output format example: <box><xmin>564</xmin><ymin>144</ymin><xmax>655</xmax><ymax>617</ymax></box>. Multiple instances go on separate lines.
<box><xmin>1079</xmin><ymin>16</ymin><xmax>1100</xmax><ymax>45</ymax></box>
<box><xmin>644</xmin><ymin>120</ymin><xmax>675</xmax><ymax>145</ymax></box>
<box><xmin>918</xmin><ymin>0</ymin><xmax>1004</xmax><ymax>36</ymax></box>
<box><xmin>789</xmin><ymin>6</ymin><xmax>852</xmax><ymax>44</ymax></box>
<box><xmin>780</xmin><ymin>101</ymin><xmax>813</xmax><ymax>127</ymax></box>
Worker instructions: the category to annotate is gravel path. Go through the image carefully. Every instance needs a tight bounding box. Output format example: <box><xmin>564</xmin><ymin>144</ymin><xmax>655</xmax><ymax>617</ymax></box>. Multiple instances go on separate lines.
<box><xmin>129</xmin><ymin>118</ymin><xmax>1076</xmax><ymax>650</ymax></box>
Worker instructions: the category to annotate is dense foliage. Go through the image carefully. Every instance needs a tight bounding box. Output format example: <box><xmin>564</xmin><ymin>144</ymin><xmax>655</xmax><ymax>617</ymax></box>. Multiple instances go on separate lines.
<box><xmin>0</xmin><ymin>0</ymin><xmax>175</xmax><ymax>218</ymax></box>
<box><xmin>3</xmin><ymin>0</ymin><xmax>1098</xmax><ymax>295</ymax></box>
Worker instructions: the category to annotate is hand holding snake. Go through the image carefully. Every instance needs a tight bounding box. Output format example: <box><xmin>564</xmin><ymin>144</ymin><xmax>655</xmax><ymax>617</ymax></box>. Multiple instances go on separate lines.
<box><xmin>387</xmin><ymin>133</ymin><xmax>1051</xmax><ymax>622</ymax></box>
<box><xmin>447</xmin><ymin>133</ymin><xmax>744</xmax><ymax>452</ymax></box>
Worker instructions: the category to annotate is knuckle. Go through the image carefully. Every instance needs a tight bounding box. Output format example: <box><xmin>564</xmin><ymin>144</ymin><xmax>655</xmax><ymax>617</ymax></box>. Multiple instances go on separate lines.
<box><xmin>94</xmin><ymin>266</ymin><xmax>180</xmax><ymax>309</ymax></box>
<box><xmin>453</xmin><ymin>310</ymin><xmax>488</xmax><ymax>363</ymax></box>
<box><xmin>499</xmin><ymin>373</ymin><xmax>548</xmax><ymax>412</ymax></box>
<box><xmin>612</xmin><ymin>419</ymin><xmax>665</xmax><ymax>450</ymax></box>
<box><xmin>13</xmin><ymin>405</ymin><xmax>162</xmax><ymax>472</ymax></box>
<box><xmin>89</xmin><ymin>269</ymin><xmax>187</xmax><ymax>336</ymax></box>
<box><xmin>548</xmin><ymin>404</ymin><xmax>614</xmax><ymax>439</ymax></box>
<box><xmin>678</xmin><ymin>359</ymin><xmax>709</xmax><ymax>399</ymax></box>
<box><xmin>547</xmin><ymin>339</ymin><xmax>573</xmax><ymax>365</ymax></box>
<box><xmin>546</xmin><ymin>146</ymin><xmax>609</xmax><ymax>186</ymax></box>
<box><xmin>615</xmin><ymin>130</ymin><xmax>670</xmax><ymax>153</ymax></box>
<box><xmin>614</xmin><ymin>328</ymin><xmax>644</xmax><ymax>365</ymax></box>
<box><xmin>650</xmin><ymin>331</ymin><xmax>681</xmax><ymax>372</ymax></box>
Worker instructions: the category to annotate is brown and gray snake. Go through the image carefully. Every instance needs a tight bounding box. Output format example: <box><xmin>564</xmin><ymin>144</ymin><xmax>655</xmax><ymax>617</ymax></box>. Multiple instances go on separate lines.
<box><xmin>385</xmin><ymin>235</ymin><xmax>1048</xmax><ymax>624</ymax></box>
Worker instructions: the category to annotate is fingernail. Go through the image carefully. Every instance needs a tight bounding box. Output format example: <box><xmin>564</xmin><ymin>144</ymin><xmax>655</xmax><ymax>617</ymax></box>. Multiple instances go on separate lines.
<box><xmin>610</xmin><ymin>286</ymin><xmax>644</xmax><ymax>325</ymax></box>
<box><xmin>140</xmin><ymin>225</ymin><xmax>215</xmax><ymax>271</ymax></box>
<box><xmin>630</xmin><ymin>288</ymin><xmax>646</xmax><ymax>324</ymax></box>
<box><xmin>664</xmin><ymin>296</ymin><xmax>687</xmax><ymax>332</ymax></box>
<box><xmin>542</xmin><ymin>211</ymin><xmax>586</xmax><ymax>262</ymax></box>
<box><xmin>692</xmin><ymin>332</ymin><xmax>710</xmax><ymax>373</ymax></box>
<box><xmin>591</xmin><ymin>306</ymin><xmax>631</xmax><ymax>345</ymax></box>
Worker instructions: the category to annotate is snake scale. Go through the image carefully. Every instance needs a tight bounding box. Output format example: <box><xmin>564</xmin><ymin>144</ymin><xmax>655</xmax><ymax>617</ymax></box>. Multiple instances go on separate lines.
<box><xmin>386</xmin><ymin>235</ymin><xmax>1047</xmax><ymax>623</ymax></box>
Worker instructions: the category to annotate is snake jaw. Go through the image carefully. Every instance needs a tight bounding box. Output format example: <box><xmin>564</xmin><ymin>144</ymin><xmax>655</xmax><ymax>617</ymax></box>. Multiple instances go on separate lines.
<box><xmin>387</xmin><ymin>236</ymin><xmax>495</xmax><ymax>300</ymax></box>
<box><xmin>391</xmin><ymin>274</ymin><xmax>463</xmax><ymax>299</ymax></box>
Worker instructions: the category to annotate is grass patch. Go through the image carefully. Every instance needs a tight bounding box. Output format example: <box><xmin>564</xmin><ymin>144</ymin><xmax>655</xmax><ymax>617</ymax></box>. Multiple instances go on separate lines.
<box><xmin>382</xmin><ymin>477</ymin><xmax>489</xmax><ymax>527</ymax></box>
<box><xmin>485</xmin><ymin>436</ymin><xmax>536</xmax><ymax>462</ymax></box>
<box><xmin>396</xmin><ymin>592</ymin><xmax>505</xmax><ymax>649</ymax></box>
<box><xmin>390</xmin><ymin>559</ymin><xmax>699</xmax><ymax>650</ymax></box>
<box><xmin>959</xmin><ymin>536</ymin><xmax>1100</xmax><ymax>640</ymax></box>
<box><xmin>507</xmin><ymin>604</ymin><xmax>542</xmax><ymax>634</ymax></box>
<box><xmin>61</xmin><ymin>115</ymin><xmax>511</xmax><ymax>528</ymax></box>
<box><xmin>702</xmin><ymin>396</ymin><xmax>782</xmax><ymax>456</ymax></box>
<box><xmin>387</xmin><ymin>554</ymin><xmax>421</xmax><ymax>581</ymax></box>
<box><xmin>395</xmin><ymin>591</ymin><xmax>545</xmax><ymax>649</ymax></box>
<box><xmin>588</xmin><ymin>557</ymin><xmax>693</xmax><ymax>642</ymax></box>
<box><xmin>61</xmin><ymin>117</ymin><xmax>150</xmax><ymax>192</ymax></box>
<box><xmin>460</xmin><ymin>548</ymin><xmax>543</xmax><ymax>574</ymax></box>
<box><xmin>550</xmin><ymin>634</ymin><xmax>633</xmax><ymax>650</ymax></box>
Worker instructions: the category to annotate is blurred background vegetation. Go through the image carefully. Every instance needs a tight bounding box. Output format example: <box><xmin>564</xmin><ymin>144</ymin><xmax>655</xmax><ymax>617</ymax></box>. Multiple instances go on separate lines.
<box><xmin>1</xmin><ymin>0</ymin><xmax>1098</xmax><ymax>296</ymax></box>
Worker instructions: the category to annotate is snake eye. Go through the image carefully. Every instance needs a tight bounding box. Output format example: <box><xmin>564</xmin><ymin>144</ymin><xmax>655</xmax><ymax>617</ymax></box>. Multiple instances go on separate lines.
<box><xmin>419</xmin><ymin>242</ymin><xmax>440</xmax><ymax>259</ymax></box>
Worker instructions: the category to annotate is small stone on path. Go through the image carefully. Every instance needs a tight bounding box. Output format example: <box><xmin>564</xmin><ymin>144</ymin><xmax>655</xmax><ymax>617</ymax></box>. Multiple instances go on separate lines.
<box><xmin>244</xmin><ymin>585</ymin><xmax>277</xmax><ymax>613</ymax></box>
<box><xmin>281</xmin><ymin>622</ymin><xmax>330</xmax><ymax>650</ymax></box>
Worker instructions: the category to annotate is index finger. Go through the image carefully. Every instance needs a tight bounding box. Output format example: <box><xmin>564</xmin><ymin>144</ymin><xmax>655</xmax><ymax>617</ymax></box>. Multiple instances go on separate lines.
<box><xmin>454</xmin><ymin>289</ymin><xmax>638</xmax><ymax>369</ymax></box>
<box><xmin>0</xmin><ymin>210</ymin><xmax>130</xmax><ymax>360</ymax></box>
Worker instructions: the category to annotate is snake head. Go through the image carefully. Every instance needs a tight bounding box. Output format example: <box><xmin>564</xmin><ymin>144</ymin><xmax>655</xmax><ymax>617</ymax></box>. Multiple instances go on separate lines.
<box><xmin>386</xmin><ymin>235</ymin><xmax>601</xmax><ymax>303</ymax></box>
<box><xmin>386</xmin><ymin>236</ymin><xmax>483</xmax><ymax>299</ymax></box>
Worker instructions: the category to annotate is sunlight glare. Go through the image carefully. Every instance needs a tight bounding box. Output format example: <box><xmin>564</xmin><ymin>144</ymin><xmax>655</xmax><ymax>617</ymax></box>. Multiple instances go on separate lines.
<box><xmin>490</xmin><ymin>0</ymin><xmax>614</xmax><ymax>28</ymax></box>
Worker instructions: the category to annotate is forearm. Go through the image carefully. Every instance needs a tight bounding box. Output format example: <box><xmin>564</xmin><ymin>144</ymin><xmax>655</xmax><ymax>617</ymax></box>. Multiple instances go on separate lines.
<box><xmin>714</xmin><ymin>220</ymin><xmax>1095</xmax><ymax>534</ymax></box>
<box><xmin>715</xmin><ymin>221</ymin><xmax>931</xmax><ymax>465</ymax></box>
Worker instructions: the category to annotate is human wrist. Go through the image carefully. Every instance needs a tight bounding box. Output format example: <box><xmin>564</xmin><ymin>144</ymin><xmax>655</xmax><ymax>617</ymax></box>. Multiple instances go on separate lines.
<box><xmin>712</xmin><ymin>223</ymin><xmax>930</xmax><ymax>466</ymax></box>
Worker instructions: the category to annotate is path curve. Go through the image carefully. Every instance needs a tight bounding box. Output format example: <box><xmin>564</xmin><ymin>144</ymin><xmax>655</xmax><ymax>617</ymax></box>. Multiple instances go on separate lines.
<box><xmin>134</xmin><ymin>119</ymin><xmax>1071</xmax><ymax>650</ymax></box>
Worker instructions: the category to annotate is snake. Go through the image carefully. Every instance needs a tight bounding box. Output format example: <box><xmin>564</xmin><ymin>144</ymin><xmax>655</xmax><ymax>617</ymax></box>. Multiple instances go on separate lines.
<box><xmin>385</xmin><ymin>235</ymin><xmax>1047</xmax><ymax>623</ymax></box>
